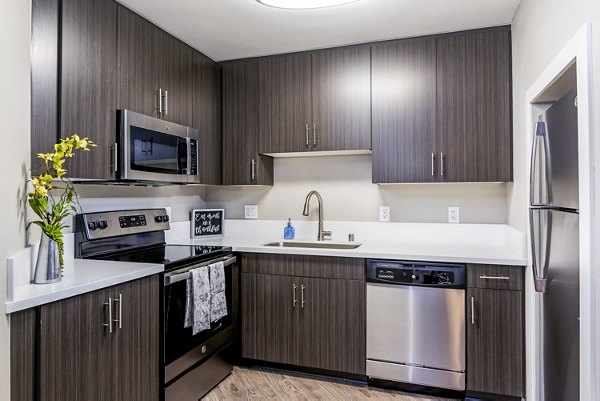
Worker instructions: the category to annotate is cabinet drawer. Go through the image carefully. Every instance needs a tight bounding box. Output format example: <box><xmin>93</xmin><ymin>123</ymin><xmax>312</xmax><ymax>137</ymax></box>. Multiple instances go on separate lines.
<box><xmin>241</xmin><ymin>253</ymin><xmax>364</xmax><ymax>281</ymax></box>
<box><xmin>467</xmin><ymin>264</ymin><xmax>524</xmax><ymax>291</ymax></box>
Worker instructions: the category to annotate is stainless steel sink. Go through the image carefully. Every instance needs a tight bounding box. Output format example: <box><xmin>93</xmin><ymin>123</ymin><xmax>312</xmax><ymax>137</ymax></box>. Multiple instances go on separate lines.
<box><xmin>263</xmin><ymin>241</ymin><xmax>361</xmax><ymax>250</ymax></box>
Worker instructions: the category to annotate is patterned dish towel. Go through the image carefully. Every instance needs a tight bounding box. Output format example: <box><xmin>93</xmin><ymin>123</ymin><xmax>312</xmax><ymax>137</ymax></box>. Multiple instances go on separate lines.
<box><xmin>209</xmin><ymin>261</ymin><xmax>228</xmax><ymax>323</ymax></box>
<box><xmin>184</xmin><ymin>266</ymin><xmax>211</xmax><ymax>335</ymax></box>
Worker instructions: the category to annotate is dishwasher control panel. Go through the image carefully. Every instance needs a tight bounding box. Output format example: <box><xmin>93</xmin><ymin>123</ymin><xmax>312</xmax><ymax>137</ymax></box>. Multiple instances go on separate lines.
<box><xmin>366</xmin><ymin>259</ymin><xmax>466</xmax><ymax>288</ymax></box>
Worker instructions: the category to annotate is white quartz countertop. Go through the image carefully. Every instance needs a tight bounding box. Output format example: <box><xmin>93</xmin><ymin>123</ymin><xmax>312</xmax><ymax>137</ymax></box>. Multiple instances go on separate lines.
<box><xmin>6</xmin><ymin>249</ymin><xmax>163</xmax><ymax>314</ymax></box>
<box><xmin>166</xmin><ymin>220</ymin><xmax>527</xmax><ymax>266</ymax></box>
<box><xmin>168</xmin><ymin>236</ymin><xmax>527</xmax><ymax>266</ymax></box>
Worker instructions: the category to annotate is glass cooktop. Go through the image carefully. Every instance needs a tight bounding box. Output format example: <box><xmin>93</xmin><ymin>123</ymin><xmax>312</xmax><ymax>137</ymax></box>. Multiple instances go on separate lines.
<box><xmin>96</xmin><ymin>244</ymin><xmax>231</xmax><ymax>270</ymax></box>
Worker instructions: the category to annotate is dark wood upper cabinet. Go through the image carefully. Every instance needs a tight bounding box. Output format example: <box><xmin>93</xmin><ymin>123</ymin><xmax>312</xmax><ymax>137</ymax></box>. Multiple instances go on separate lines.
<box><xmin>257</xmin><ymin>46</ymin><xmax>371</xmax><ymax>154</ymax></box>
<box><xmin>155</xmin><ymin>29</ymin><xmax>193</xmax><ymax>127</ymax></box>
<box><xmin>311</xmin><ymin>46</ymin><xmax>372</xmax><ymax>152</ymax></box>
<box><xmin>466</xmin><ymin>265</ymin><xmax>524</xmax><ymax>397</ymax></box>
<box><xmin>258</xmin><ymin>53</ymin><xmax>312</xmax><ymax>154</ymax></box>
<box><xmin>222</xmin><ymin>59</ymin><xmax>273</xmax><ymax>185</ymax></box>
<box><xmin>30</xmin><ymin>0</ymin><xmax>117</xmax><ymax>179</ymax></box>
<box><xmin>371</xmin><ymin>27</ymin><xmax>512</xmax><ymax>183</ymax></box>
<box><xmin>371</xmin><ymin>38</ymin><xmax>437</xmax><ymax>183</ymax></box>
<box><xmin>117</xmin><ymin>6</ymin><xmax>159</xmax><ymax>120</ymax></box>
<box><xmin>436</xmin><ymin>28</ymin><xmax>512</xmax><ymax>182</ymax></box>
<box><xmin>192</xmin><ymin>51</ymin><xmax>222</xmax><ymax>185</ymax></box>
<box><xmin>117</xmin><ymin>5</ymin><xmax>192</xmax><ymax>127</ymax></box>
<box><xmin>60</xmin><ymin>0</ymin><xmax>118</xmax><ymax>180</ymax></box>
<box><xmin>31</xmin><ymin>0</ymin><xmax>60</xmax><ymax>177</ymax></box>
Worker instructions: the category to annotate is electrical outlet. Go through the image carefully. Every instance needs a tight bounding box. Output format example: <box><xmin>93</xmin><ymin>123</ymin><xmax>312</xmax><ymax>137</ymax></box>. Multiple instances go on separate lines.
<box><xmin>379</xmin><ymin>206</ymin><xmax>391</xmax><ymax>222</ymax></box>
<box><xmin>448</xmin><ymin>207</ymin><xmax>460</xmax><ymax>223</ymax></box>
<box><xmin>245</xmin><ymin>205</ymin><xmax>258</xmax><ymax>219</ymax></box>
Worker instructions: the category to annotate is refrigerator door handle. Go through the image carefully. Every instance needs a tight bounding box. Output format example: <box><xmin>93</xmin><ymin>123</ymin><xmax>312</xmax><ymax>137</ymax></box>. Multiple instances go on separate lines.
<box><xmin>530</xmin><ymin>121</ymin><xmax>553</xmax><ymax>207</ymax></box>
<box><xmin>529</xmin><ymin>208</ymin><xmax>552</xmax><ymax>292</ymax></box>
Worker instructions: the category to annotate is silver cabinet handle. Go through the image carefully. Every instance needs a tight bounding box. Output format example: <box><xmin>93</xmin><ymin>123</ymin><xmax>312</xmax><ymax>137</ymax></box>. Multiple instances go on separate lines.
<box><xmin>301</xmin><ymin>284</ymin><xmax>306</xmax><ymax>309</ymax></box>
<box><xmin>471</xmin><ymin>296</ymin><xmax>475</xmax><ymax>325</ymax></box>
<box><xmin>113</xmin><ymin>293</ymin><xmax>123</xmax><ymax>329</ymax></box>
<box><xmin>251</xmin><ymin>159</ymin><xmax>256</xmax><ymax>181</ymax></box>
<box><xmin>479</xmin><ymin>275</ymin><xmax>510</xmax><ymax>280</ymax></box>
<box><xmin>313</xmin><ymin>124</ymin><xmax>318</xmax><ymax>147</ymax></box>
<box><xmin>305</xmin><ymin>124</ymin><xmax>310</xmax><ymax>147</ymax></box>
<box><xmin>293</xmin><ymin>284</ymin><xmax>297</xmax><ymax>308</ymax></box>
<box><xmin>104</xmin><ymin>297</ymin><xmax>113</xmax><ymax>334</ymax></box>
<box><xmin>163</xmin><ymin>90</ymin><xmax>168</xmax><ymax>116</ymax></box>
<box><xmin>156</xmin><ymin>88</ymin><xmax>163</xmax><ymax>117</ymax></box>
<box><xmin>440</xmin><ymin>152</ymin><xmax>445</xmax><ymax>176</ymax></box>
<box><xmin>431</xmin><ymin>153</ymin><xmax>435</xmax><ymax>176</ymax></box>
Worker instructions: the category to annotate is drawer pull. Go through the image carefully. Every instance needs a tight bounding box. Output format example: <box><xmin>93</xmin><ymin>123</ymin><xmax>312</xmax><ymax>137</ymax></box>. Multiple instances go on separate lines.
<box><xmin>479</xmin><ymin>275</ymin><xmax>510</xmax><ymax>280</ymax></box>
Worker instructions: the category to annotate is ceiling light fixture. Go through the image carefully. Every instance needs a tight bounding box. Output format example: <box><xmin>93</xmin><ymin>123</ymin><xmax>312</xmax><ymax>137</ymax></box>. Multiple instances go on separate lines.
<box><xmin>256</xmin><ymin>0</ymin><xmax>361</xmax><ymax>10</ymax></box>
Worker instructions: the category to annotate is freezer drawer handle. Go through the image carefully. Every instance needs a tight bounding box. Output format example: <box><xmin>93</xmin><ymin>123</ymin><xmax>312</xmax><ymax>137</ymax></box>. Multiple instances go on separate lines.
<box><xmin>479</xmin><ymin>275</ymin><xmax>510</xmax><ymax>280</ymax></box>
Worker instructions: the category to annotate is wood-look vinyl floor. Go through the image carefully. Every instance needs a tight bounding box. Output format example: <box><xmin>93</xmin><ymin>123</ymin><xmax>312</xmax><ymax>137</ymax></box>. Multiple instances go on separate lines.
<box><xmin>202</xmin><ymin>366</ymin><xmax>455</xmax><ymax>400</ymax></box>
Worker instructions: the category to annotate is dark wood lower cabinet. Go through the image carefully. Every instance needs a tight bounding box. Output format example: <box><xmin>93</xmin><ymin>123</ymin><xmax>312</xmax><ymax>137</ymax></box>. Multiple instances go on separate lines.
<box><xmin>10</xmin><ymin>275</ymin><xmax>159</xmax><ymax>401</ymax></box>
<box><xmin>241</xmin><ymin>254</ymin><xmax>365</xmax><ymax>376</ymax></box>
<box><xmin>466</xmin><ymin>265</ymin><xmax>524</xmax><ymax>398</ymax></box>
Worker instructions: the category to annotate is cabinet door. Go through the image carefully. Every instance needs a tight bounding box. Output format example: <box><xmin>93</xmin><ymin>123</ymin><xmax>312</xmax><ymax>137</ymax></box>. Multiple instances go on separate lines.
<box><xmin>299</xmin><ymin>277</ymin><xmax>365</xmax><ymax>375</ymax></box>
<box><xmin>371</xmin><ymin>38</ymin><xmax>437</xmax><ymax>183</ymax></box>
<box><xmin>467</xmin><ymin>288</ymin><xmax>524</xmax><ymax>396</ymax></box>
<box><xmin>222</xmin><ymin>59</ymin><xmax>273</xmax><ymax>185</ymax></box>
<box><xmin>117</xmin><ymin>5</ymin><xmax>160</xmax><ymax>118</ymax></box>
<box><xmin>192</xmin><ymin>51</ymin><xmax>222</xmax><ymax>185</ymax></box>
<box><xmin>241</xmin><ymin>273</ymin><xmax>298</xmax><ymax>365</ymax></box>
<box><xmin>436</xmin><ymin>28</ymin><xmax>512</xmax><ymax>182</ymax></box>
<box><xmin>311</xmin><ymin>46</ymin><xmax>371</xmax><ymax>151</ymax></box>
<box><xmin>31</xmin><ymin>0</ymin><xmax>60</xmax><ymax>177</ymax></box>
<box><xmin>112</xmin><ymin>276</ymin><xmax>160</xmax><ymax>401</ymax></box>
<box><xmin>39</xmin><ymin>287</ymin><xmax>115</xmax><ymax>401</ymax></box>
<box><xmin>61</xmin><ymin>0</ymin><xmax>117</xmax><ymax>180</ymax></box>
<box><xmin>258</xmin><ymin>53</ymin><xmax>312</xmax><ymax>153</ymax></box>
<box><xmin>156</xmin><ymin>32</ymin><xmax>193</xmax><ymax>126</ymax></box>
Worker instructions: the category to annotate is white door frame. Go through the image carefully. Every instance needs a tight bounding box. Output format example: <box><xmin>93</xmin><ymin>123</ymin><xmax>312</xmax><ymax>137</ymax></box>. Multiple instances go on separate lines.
<box><xmin>524</xmin><ymin>23</ymin><xmax>595</xmax><ymax>401</ymax></box>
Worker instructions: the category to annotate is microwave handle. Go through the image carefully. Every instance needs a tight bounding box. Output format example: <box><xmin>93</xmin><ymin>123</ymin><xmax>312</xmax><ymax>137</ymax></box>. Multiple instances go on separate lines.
<box><xmin>186</xmin><ymin>137</ymin><xmax>192</xmax><ymax>175</ymax></box>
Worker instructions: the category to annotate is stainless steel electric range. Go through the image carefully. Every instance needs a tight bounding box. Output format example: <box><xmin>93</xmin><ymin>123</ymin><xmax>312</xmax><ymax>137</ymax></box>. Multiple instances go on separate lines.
<box><xmin>74</xmin><ymin>208</ymin><xmax>238</xmax><ymax>401</ymax></box>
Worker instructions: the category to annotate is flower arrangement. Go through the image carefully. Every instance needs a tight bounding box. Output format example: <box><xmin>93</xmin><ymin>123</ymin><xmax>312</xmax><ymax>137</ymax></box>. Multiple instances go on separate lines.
<box><xmin>28</xmin><ymin>134</ymin><xmax>95</xmax><ymax>269</ymax></box>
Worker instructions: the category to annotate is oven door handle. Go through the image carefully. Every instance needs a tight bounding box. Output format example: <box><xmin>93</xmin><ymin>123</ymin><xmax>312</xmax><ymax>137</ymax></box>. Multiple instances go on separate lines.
<box><xmin>164</xmin><ymin>255</ymin><xmax>236</xmax><ymax>286</ymax></box>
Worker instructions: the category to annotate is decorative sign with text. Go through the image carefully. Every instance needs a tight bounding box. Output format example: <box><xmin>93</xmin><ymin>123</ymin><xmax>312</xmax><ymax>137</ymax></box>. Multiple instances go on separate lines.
<box><xmin>191</xmin><ymin>209</ymin><xmax>224</xmax><ymax>238</ymax></box>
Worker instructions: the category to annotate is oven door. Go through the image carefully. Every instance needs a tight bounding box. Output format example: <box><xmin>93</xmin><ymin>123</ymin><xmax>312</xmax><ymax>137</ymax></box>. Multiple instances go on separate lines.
<box><xmin>162</xmin><ymin>254</ymin><xmax>236</xmax><ymax>383</ymax></box>
<box><xmin>120</xmin><ymin>109</ymin><xmax>197</xmax><ymax>183</ymax></box>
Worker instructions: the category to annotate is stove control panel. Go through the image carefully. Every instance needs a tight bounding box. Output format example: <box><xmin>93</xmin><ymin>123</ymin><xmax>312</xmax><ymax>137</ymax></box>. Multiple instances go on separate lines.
<box><xmin>78</xmin><ymin>208</ymin><xmax>170</xmax><ymax>240</ymax></box>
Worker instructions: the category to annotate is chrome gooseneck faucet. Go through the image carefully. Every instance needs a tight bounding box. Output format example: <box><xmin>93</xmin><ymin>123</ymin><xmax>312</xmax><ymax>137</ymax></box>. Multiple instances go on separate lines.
<box><xmin>302</xmin><ymin>190</ymin><xmax>332</xmax><ymax>241</ymax></box>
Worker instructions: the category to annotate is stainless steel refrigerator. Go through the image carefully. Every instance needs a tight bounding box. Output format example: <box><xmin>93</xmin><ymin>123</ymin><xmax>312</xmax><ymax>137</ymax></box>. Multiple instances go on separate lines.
<box><xmin>529</xmin><ymin>88</ymin><xmax>580</xmax><ymax>401</ymax></box>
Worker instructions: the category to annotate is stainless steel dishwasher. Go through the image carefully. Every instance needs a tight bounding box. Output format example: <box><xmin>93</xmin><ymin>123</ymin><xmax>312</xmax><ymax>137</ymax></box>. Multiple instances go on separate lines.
<box><xmin>366</xmin><ymin>259</ymin><xmax>466</xmax><ymax>392</ymax></box>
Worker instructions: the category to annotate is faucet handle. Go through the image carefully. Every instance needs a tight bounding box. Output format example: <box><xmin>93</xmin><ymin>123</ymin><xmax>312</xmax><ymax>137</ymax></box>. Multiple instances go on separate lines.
<box><xmin>321</xmin><ymin>231</ymin><xmax>332</xmax><ymax>241</ymax></box>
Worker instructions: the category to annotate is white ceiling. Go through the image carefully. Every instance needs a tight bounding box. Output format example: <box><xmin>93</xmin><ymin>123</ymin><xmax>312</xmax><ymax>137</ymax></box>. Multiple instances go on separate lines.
<box><xmin>117</xmin><ymin>0</ymin><xmax>521</xmax><ymax>61</ymax></box>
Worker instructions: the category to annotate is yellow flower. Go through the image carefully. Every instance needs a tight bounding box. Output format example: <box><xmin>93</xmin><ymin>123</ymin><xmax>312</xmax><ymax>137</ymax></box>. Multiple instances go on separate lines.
<box><xmin>39</xmin><ymin>174</ymin><xmax>54</xmax><ymax>185</ymax></box>
<box><xmin>37</xmin><ymin>153</ymin><xmax>53</xmax><ymax>162</ymax></box>
<box><xmin>55</xmin><ymin>167</ymin><xmax>67</xmax><ymax>177</ymax></box>
<box><xmin>34</xmin><ymin>185</ymin><xmax>48</xmax><ymax>197</ymax></box>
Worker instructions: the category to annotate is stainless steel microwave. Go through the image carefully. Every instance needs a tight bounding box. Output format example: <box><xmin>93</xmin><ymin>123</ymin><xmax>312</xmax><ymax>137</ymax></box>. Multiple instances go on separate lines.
<box><xmin>118</xmin><ymin>110</ymin><xmax>199</xmax><ymax>184</ymax></box>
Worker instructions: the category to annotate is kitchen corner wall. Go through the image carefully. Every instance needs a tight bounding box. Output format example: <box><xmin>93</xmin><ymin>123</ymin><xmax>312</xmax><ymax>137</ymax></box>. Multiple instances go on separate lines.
<box><xmin>207</xmin><ymin>155</ymin><xmax>509</xmax><ymax>224</ymax></box>
<box><xmin>0</xmin><ymin>0</ymin><xmax>31</xmax><ymax>399</ymax></box>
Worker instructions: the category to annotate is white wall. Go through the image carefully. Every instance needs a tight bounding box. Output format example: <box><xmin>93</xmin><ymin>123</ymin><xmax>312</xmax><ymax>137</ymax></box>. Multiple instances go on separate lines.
<box><xmin>511</xmin><ymin>0</ymin><xmax>600</xmax><ymax>397</ymax></box>
<box><xmin>207</xmin><ymin>155</ymin><xmax>509</xmax><ymax>224</ymax></box>
<box><xmin>0</xmin><ymin>0</ymin><xmax>31</xmax><ymax>398</ymax></box>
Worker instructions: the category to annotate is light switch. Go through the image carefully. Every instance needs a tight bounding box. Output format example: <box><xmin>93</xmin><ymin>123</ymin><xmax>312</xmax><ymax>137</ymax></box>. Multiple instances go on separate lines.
<box><xmin>245</xmin><ymin>205</ymin><xmax>258</xmax><ymax>219</ymax></box>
